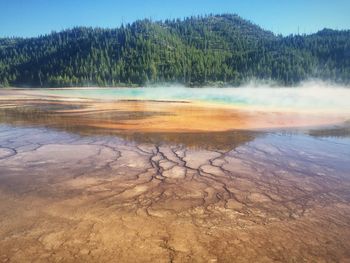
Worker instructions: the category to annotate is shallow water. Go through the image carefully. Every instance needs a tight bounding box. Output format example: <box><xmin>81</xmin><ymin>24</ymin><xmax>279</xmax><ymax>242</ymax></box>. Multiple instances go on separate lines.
<box><xmin>2</xmin><ymin>88</ymin><xmax>349</xmax><ymax>135</ymax></box>
<box><xmin>0</xmin><ymin>88</ymin><xmax>350</xmax><ymax>262</ymax></box>
<box><xmin>0</xmin><ymin>123</ymin><xmax>350</xmax><ymax>262</ymax></box>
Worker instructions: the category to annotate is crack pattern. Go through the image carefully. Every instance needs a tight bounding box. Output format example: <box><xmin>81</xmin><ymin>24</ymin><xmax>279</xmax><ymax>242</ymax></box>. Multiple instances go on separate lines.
<box><xmin>0</xmin><ymin>125</ymin><xmax>350</xmax><ymax>262</ymax></box>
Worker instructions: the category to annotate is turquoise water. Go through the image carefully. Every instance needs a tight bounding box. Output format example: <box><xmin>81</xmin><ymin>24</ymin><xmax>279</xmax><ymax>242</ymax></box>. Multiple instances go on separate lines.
<box><xmin>40</xmin><ymin>87</ymin><xmax>249</xmax><ymax>105</ymax></box>
<box><xmin>38</xmin><ymin>83</ymin><xmax>350</xmax><ymax>113</ymax></box>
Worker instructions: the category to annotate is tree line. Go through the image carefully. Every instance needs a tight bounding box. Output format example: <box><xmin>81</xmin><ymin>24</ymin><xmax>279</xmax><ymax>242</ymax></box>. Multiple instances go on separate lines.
<box><xmin>0</xmin><ymin>14</ymin><xmax>349</xmax><ymax>87</ymax></box>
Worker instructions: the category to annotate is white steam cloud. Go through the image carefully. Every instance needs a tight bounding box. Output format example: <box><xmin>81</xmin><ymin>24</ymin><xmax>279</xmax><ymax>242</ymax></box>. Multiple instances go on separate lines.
<box><xmin>40</xmin><ymin>80</ymin><xmax>350</xmax><ymax>114</ymax></box>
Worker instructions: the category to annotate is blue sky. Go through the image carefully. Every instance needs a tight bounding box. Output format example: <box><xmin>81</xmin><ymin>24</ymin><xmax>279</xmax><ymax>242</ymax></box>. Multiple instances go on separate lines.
<box><xmin>0</xmin><ymin>0</ymin><xmax>349</xmax><ymax>37</ymax></box>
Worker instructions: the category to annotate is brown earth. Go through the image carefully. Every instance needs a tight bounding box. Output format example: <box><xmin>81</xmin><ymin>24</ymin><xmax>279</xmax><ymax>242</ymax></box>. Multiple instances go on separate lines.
<box><xmin>0</xmin><ymin>90</ymin><xmax>349</xmax><ymax>262</ymax></box>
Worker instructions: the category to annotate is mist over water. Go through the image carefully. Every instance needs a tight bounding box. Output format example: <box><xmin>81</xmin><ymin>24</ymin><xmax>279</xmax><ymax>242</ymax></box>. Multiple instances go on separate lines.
<box><xmin>40</xmin><ymin>80</ymin><xmax>350</xmax><ymax>113</ymax></box>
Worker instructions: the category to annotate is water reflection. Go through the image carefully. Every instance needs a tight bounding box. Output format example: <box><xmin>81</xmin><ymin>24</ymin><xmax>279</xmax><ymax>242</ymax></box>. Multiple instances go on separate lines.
<box><xmin>308</xmin><ymin>124</ymin><xmax>350</xmax><ymax>138</ymax></box>
<box><xmin>1</xmin><ymin>96</ymin><xmax>349</xmax><ymax>150</ymax></box>
<box><xmin>0</xmin><ymin>104</ymin><xmax>259</xmax><ymax>150</ymax></box>
<box><xmin>118</xmin><ymin>131</ymin><xmax>259</xmax><ymax>150</ymax></box>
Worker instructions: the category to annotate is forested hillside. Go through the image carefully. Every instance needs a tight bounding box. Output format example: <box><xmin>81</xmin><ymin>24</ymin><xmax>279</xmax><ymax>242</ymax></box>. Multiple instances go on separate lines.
<box><xmin>0</xmin><ymin>14</ymin><xmax>349</xmax><ymax>87</ymax></box>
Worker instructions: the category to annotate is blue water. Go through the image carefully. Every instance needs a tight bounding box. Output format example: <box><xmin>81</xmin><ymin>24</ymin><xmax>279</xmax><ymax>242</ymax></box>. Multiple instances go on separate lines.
<box><xmin>38</xmin><ymin>83</ymin><xmax>350</xmax><ymax>113</ymax></box>
<box><xmin>40</xmin><ymin>87</ymin><xmax>249</xmax><ymax>106</ymax></box>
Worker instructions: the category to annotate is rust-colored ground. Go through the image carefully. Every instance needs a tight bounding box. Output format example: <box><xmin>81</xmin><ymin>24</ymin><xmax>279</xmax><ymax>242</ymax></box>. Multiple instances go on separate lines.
<box><xmin>0</xmin><ymin>90</ymin><xmax>349</xmax><ymax>262</ymax></box>
<box><xmin>0</xmin><ymin>89</ymin><xmax>347</xmax><ymax>133</ymax></box>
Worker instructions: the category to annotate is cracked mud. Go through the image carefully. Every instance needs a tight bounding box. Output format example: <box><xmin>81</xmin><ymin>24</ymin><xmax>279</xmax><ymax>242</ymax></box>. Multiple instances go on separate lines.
<box><xmin>0</xmin><ymin>91</ymin><xmax>350</xmax><ymax>262</ymax></box>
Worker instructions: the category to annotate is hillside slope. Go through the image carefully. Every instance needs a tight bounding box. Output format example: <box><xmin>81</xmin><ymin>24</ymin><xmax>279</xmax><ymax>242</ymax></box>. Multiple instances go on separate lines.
<box><xmin>0</xmin><ymin>14</ymin><xmax>349</xmax><ymax>87</ymax></box>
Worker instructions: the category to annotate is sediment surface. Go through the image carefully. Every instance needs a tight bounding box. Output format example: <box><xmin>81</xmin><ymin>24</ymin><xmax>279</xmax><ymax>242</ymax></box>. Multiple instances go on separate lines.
<box><xmin>1</xmin><ymin>125</ymin><xmax>350</xmax><ymax>262</ymax></box>
<box><xmin>0</xmin><ymin>89</ymin><xmax>350</xmax><ymax>262</ymax></box>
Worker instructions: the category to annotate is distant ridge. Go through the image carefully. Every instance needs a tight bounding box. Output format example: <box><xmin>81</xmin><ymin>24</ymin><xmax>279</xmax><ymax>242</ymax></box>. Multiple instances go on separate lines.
<box><xmin>0</xmin><ymin>14</ymin><xmax>349</xmax><ymax>87</ymax></box>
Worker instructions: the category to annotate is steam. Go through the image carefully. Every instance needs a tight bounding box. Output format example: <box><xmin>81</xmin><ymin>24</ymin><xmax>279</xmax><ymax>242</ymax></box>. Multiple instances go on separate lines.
<box><xmin>148</xmin><ymin>80</ymin><xmax>350</xmax><ymax>113</ymax></box>
<box><xmin>217</xmin><ymin>80</ymin><xmax>350</xmax><ymax>113</ymax></box>
<box><xmin>40</xmin><ymin>80</ymin><xmax>350</xmax><ymax>114</ymax></box>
